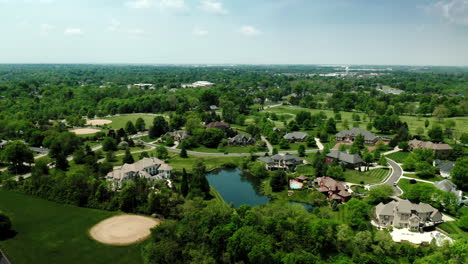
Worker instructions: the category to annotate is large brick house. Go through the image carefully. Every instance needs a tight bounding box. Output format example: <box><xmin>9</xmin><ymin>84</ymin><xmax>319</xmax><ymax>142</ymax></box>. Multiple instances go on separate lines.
<box><xmin>312</xmin><ymin>176</ymin><xmax>351</xmax><ymax>202</ymax></box>
<box><xmin>408</xmin><ymin>139</ymin><xmax>452</xmax><ymax>156</ymax></box>
<box><xmin>335</xmin><ymin>128</ymin><xmax>378</xmax><ymax>144</ymax></box>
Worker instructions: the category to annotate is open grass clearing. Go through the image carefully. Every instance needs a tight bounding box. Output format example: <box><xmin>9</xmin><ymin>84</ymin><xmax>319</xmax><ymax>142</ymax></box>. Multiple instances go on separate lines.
<box><xmin>106</xmin><ymin>114</ymin><xmax>166</xmax><ymax>130</ymax></box>
<box><xmin>188</xmin><ymin>145</ymin><xmax>262</xmax><ymax>154</ymax></box>
<box><xmin>343</xmin><ymin>168</ymin><xmax>390</xmax><ymax>184</ymax></box>
<box><xmin>0</xmin><ymin>190</ymin><xmax>143</xmax><ymax>264</ymax></box>
<box><xmin>438</xmin><ymin>221</ymin><xmax>468</xmax><ymax>240</ymax></box>
<box><xmin>403</xmin><ymin>173</ymin><xmax>441</xmax><ymax>183</ymax></box>
<box><xmin>385</xmin><ymin>151</ymin><xmax>410</xmax><ymax>163</ymax></box>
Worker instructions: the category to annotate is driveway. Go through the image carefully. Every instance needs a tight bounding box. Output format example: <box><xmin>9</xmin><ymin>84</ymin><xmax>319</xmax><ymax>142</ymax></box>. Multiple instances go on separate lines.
<box><xmin>369</xmin><ymin>158</ymin><xmax>403</xmax><ymax>195</ymax></box>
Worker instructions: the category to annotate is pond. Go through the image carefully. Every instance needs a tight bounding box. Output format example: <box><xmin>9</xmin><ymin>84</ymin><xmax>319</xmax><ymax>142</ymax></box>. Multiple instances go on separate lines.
<box><xmin>206</xmin><ymin>168</ymin><xmax>314</xmax><ymax>211</ymax></box>
<box><xmin>206</xmin><ymin>168</ymin><xmax>270</xmax><ymax>208</ymax></box>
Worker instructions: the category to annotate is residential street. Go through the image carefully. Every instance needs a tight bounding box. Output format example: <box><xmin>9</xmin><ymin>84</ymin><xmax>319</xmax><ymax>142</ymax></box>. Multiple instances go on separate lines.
<box><xmin>369</xmin><ymin>158</ymin><xmax>403</xmax><ymax>195</ymax></box>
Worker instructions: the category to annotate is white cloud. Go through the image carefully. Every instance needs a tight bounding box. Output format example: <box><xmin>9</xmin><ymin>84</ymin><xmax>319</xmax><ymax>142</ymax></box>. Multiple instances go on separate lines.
<box><xmin>430</xmin><ymin>0</ymin><xmax>468</xmax><ymax>26</ymax></box>
<box><xmin>200</xmin><ymin>0</ymin><xmax>227</xmax><ymax>14</ymax></box>
<box><xmin>39</xmin><ymin>23</ymin><xmax>55</xmax><ymax>36</ymax></box>
<box><xmin>126</xmin><ymin>0</ymin><xmax>152</xmax><ymax>9</ymax></box>
<box><xmin>64</xmin><ymin>28</ymin><xmax>83</xmax><ymax>36</ymax></box>
<box><xmin>193</xmin><ymin>28</ymin><xmax>208</xmax><ymax>36</ymax></box>
<box><xmin>239</xmin><ymin>25</ymin><xmax>260</xmax><ymax>36</ymax></box>
<box><xmin>160</xmin><ymin>0</ymin><xmax>185</xmax><ymax>9</ymax></box>
<box><xmin>128</xmin><ymin>28</ymin><xmax>145</xmax><ymax>35</ymax></box>
<box><xmin>108</xmin><ymin>18</ymin><xmax>121</xmax><ymax>32</ymax></box>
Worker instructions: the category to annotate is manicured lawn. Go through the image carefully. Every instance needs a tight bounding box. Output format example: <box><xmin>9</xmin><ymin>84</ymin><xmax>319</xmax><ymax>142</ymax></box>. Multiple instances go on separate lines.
<box><xmin>166</xmin><ymin>154</ymin><xmax>244</xmax><ymax>173</ymax></box>
<box><xmin>106</xmin><ymin>114</ymin><xmax>166</xmax><ymax>130</ymax></box>
<box><xmin>261</xmin><ymin>178</ymin><xmax>319</xmax><ymax>205</ymax></box>
<box><xmin>0</xmin><ymin>190</ymin><xmax>143</xmax><ymax>264</ymax></box>
<box><xmin>294</xmin><ymin>165</ymin><xmax>316</xmax><ymax>176</ymax></box>
<box><xmin>111</xmin><ymin>146</ymin><xmax>151</xmax><ymax>156</ymax></box>
<box><xmin>385</xmin><ymin>151</ymin><xmax>410</xmax><ymax>163</ymax></box>
<box><xmin>398</xmin><ymin>179</ymin><xmax>435</xmax><ymax>194</ymax></box>
<box><xmin>189</xmin><ymin>145</ymin><xmax>260</xmax><ymax>154</ymax></box>
<box><xmin>402</xmin><ymin>173</ymin><xmax>441</xmax><ymax>183</ymax></box>
<box><xmin>273</xmin><ymin>142</ymin><xmax>308</xmax><ymax>151</ymax></box>
<box><xmin>343</xmin><ymin>168</ymin><xmax>390</xmax><ymax>184</ymax></box>
<box><xmin>438</xmin><ymin>221</ymin><xmax>468</xmax><ymax>239</ymax></box>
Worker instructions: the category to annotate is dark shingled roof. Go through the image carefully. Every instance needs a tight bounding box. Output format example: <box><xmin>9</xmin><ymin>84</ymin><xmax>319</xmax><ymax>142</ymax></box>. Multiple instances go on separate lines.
<box><xmin>326</xmin><ymin>150</ymin><xmax>363</xmax><ymax>164</ymax></box>
<box><xmin>335</xmin><ymin>128</ymin><xmax>377</xmax><ymax>141</ymax></box>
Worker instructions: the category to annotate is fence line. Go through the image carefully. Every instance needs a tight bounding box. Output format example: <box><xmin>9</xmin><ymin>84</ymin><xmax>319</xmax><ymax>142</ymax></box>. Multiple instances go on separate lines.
<box><xmin>0</xmin><ymin>249</ymin><xmax>11</xmax><ymax>264</ymax></box>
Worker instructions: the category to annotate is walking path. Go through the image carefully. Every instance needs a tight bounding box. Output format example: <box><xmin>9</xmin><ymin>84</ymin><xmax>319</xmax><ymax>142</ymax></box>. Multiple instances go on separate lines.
<box><xmin>382</xmin><ymin>147</ymin><xmax>401</xmax><ymax>156</ymax></box>
<box><xmin>315</xmin><ymin>137</ymin><xmax>324</xmax><ymax>150</ymax></box>
<box><xmin>400</xmin><ymin>176</ymin><xmax>435</xmax><ymax>184</ymax></box>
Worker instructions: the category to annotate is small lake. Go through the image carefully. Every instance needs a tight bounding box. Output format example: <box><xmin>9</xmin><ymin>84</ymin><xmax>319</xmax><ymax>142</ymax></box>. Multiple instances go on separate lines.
<box><xmin>206</xmin><ymin>168</ymin><xmax>270</xmax><ymax>208</ymax></box>
<box><xmin>206</xmin><ymin>168</ymin><xmax>314</xmax><ymax>211</ymax></box>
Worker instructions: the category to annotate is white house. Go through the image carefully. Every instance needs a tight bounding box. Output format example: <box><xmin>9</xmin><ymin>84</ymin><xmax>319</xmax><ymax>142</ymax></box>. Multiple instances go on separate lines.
<box><xmin>106</xmin><ymin>157</ymin><xmax>172</xmax><ymax>188</ymax></box>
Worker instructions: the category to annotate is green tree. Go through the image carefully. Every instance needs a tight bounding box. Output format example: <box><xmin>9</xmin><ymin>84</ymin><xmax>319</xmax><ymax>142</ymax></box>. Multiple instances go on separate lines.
<box><xmin>181</xmin><ymin>168</ymin><xmax>189</xmax><ymax>197</ymax></box>
<box><xmin>270</xmin><ymin>170</ymin><xmax>287</xmax><ymax>192</ymax></box>
<box><xmin>363</xmin><ymin>152</ymin><xmax>373</xmax><ymax>171</ymax></box>
<box><xmin>353</xmin><ymin>134</ymin><xmax>365</xmax><ymax>149</ymax></box>
<box><xmin>327</xmin><ymin>166</ymin><xmax>344</xmax><ymax>181</ymax></box>
<box><xmin>452</xmin><ymin>157</ymin><xmax>468</xmax><ymax>191</ymax></box>
<box><xmin>122</xmin><ymin>149</ymin><xmax>134</xmax><ymax>164</ymax></box>
<box><xmin>377</xmin><ymin>156</ymin><xmax>388</xmax><ymax>166</ymax></box>
<box><xmin>102</xmin><ymin>137</ymin><xmax>117</xmax><ymax>151</ymax></box>
<box><xmin>366</xmin><ymin>185</ymin><xmax>394</xmax><ymax>205</ymax></box>
<box><xmin>298</xmin><ymin>145</ymin><xmax>306</xmax><ymax>157</ymax></box>
<box><xmin>180</xmin><ymin>146</ymin><xmax>188</xmax><ymax>158</ymax></box>
<box><xmin>149</xmin><ymin>116</ymin><xmax>169</xmax><ymax>139</ymax></box>
<box><xmin>3</xmin><ymin>141</ymin><xmax>34</xmax><ymax>172</ymax></box>
<box><xmin>433</xmin><ymin>105</ymin><xmax>450</xmax><ymax>122</ymax></box>
<box><xmin>428</xmin><ymin>125</ymin><xmax>444</xmax><ymax>142</ymax></box>
<box><xmin>398</xmin><ymin>141</ymin><xmax>409</xmax><ymax>151</ymax></box>
<box><xmin>424</xmin><ymin>119</ymin><xmax>430</xmax><ymax>128</ymax></box>
<box><xmin>0</xmin><ymin>212</ymin><xmax>12</xmax><ymax>238</ymax></box>
<box><xmin>279</xmin><ymin>138</ymin><xmax>290</xmax><ymax>149</ymax></box>
<box><xmin>135</xmin><ymin>117</ymin><xmax>146</xmax><ymax>131</ymax></box>
<box><xmin>156</xmin><ymin>145</ymin><xmax>169</xmax><ymax>159</ymax></box>
<box><xmin>326</xmin><ymin>118</ymin><xmax>337</xmax><ymax>134</ymax></box>
<box><xmin>125</xmin><ymin>121</ymin><xmax>137</xmax><ymax>135</ymax></box>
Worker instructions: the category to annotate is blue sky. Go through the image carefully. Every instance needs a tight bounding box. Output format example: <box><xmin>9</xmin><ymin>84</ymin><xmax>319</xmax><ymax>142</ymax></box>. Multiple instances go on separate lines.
<box><xmin>1</xmin><ymin>0</ymin><xmax>468</xmax><ymax>65</ymax></box>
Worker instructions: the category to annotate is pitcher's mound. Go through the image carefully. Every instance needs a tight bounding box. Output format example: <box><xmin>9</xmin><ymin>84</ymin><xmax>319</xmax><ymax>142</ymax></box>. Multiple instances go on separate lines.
<box><xmin>70</xmin><ymin>128</ymin><xmax>101</xmax><ymax>135</ymax></box>
<box><xmin>86</xmin><ymin>119</ymin><xmax>112</xmax><ymax>126</ymax></box>
<box><xmin>89</xmin><ymin>215</ymin><xmax>161</xmax><ymax>245</ymax></box>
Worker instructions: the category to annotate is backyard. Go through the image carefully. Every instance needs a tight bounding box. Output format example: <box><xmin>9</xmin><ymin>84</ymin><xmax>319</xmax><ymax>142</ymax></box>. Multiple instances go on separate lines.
<box><xmin>343</xmin><ymin>168</ymin><xmax>390</xmax><ymax>184</ymax></box>
<box><xmin>0</xmin><ymin>190</ymin><xmax>143</xmax><ymax>264</ymax></box>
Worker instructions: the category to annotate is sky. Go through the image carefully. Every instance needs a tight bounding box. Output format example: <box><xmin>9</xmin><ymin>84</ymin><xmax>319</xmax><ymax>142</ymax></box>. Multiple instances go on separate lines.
<box><xmin>1</xmin><ymin>0</ymin><xmax>468</xmax><ymax>65</ymax></box>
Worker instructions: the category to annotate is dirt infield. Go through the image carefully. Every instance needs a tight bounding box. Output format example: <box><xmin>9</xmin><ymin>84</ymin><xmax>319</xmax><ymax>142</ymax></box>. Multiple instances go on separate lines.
<box><xmin>70</xmin><ymin>128</ymin><xmax>101</xmax><ymax>135</ymax></box>
<box><xmin>86</xmin><ymin>119</ymin><xmax>112</xmax><ymax>126</ymax></box>
<box><xmin>89</xmin><ymin>215</ymin><xmax>161</xmax><ymax>246</ymax></box>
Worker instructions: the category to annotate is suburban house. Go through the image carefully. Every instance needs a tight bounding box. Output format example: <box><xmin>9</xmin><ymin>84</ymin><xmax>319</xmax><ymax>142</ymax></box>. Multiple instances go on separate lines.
<box><xmin>433</xmin><ymin>159</ymin><xmax>454</xmax><ymax>178</ymax></box>
<box><xmin>258</xmin><ymin>154</ymin><xmax>304</xmax><ymax>171</ymax></box>
<box><xmin>312</xmin><ymin>176</ymin><xmax>351</xmax><ymax>202</ymax></box>
<box><xmin>206</xmin><ymin>121</ymin><xmax>230</xmax><ymax>131</ymax></box>
<box><xmin>434</xmin><ymin>180</ymin><xmax>464</xmax><ymax>205</ymax></box>
<box><xmin>228</xmin><ymin>134</ymin><xmax>256</xmax><ymax>146</ymax></box>
<box><xmin>164</xmin><ymin>130</ymin><xmax>191</xmax><ymax>142</ymax></box>
<box><xmin>283</xmin><ymin>132</ymin><xmax>308</xmax><ymax>142</ymax></box>
<box><xmin>106</xmin><ymin>157</ymin><xmax>173</xmax><ymax>188</ymax></box>
<box><xmin>335</xmin><ymin>128</ymin><xmax>378</xmax><ymax>144</ymax></box>
<box><xmin>325</xmin><ymin>150</ymin><xmax>364</xmax><ymax>168</ymax></box>
<box><xmin>408</xmin><ymin>139</ymin><xmax>452</xmax><ymax>156</ymax></box>
<box><xmin>375</xmin><ymin>200</ymin><xmax>443</xmax><ymax>231</ymax></box>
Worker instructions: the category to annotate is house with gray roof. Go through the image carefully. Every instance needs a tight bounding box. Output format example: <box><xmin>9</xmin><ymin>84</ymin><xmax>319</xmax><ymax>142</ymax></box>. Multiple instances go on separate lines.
<box><xmin>325</xmin><ymin>150</ymin><xmax>363</xmax><ymax>168</ymax></box>
<box><xmin>283</xmin><ymin>132</ymin><xmax>308</xmax><ymax>142</ymax></box>
<box><xmin>335</xmin><ymin>128</ymin><xmax>378</xmax><ymax>144</ymax></box>
<box><xmin>106</xmin><ymin>157</ymin><xmax>172</xmax><ymax>189</ymax></box>
<box><xmin>164</xmin><ymin>130</ymin><xmax>191</xmax><ymax>142</ymax></box>
<box><xmin>375</xmin><ymin>200</ymin><xmax>443</xmax><ymax>231</ymax></box>
<box><xmin>258</xmin><ymin>154</ymin><xmax>304</xmax><ymax>171</ymax></box>
<box><xmin>433</xmin><ymin>159</ymin><xmax>454</xmax><ymax>178</ymax></box>
<box><xmin>434</xmin><ymin>180</ymin><xmax>464</xmax><ymax>204</ymax></box>
<box><xmin>228</xmin><ymin>134</ymin><xmax>256</xmax><ymax>146</ymax></box>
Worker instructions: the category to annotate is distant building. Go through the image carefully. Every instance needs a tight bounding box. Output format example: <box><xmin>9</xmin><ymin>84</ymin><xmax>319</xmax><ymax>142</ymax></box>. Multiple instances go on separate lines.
<box><xmin>335</xmin><ymin>128</ymin><xmax>378</xmax><ymax>144</ymax></box>
<box><xmin>181</xmin><ymin>81</ymin><xmax>214</xmax><ymax>88</ymax></box>
<box><xmin>228</xmin><ymin>134</ymin><xmax>256</xmax><ymax>146</ymax></box>
<box><xmin>375</xmin><ymin>200</ymin><xmax>443</xmax><ymax>231</ymax></box>
<box><xmin>0</xmin><ymin>140</ymin><xmax>8</xmax><ymax>149</ymax></box>
<box><xmin>283</xmin><ymin>132</ymin><xmax>308</xmax><ymax>142</ymax></box>
<box><xmin>312</xmin><ymin>176</ymin><xmax>351</xmax><ymax>202</ymax></box>
<box><xmin>433</xmin><ymin>159</ymin><xmax>454</xmax><ymax>178</ymax></box>
<box><xmin>164</xmin><ymin>130</ymin><xmax>191</xmax><ymax>142</ymax></box>
<box><xmin>326</xmin><ymin>150</ymin><xmax>364</xmax><ymax>168</ymax></box>
<box><xmin>408</xmin><ymin>139</ymin><xmax>452</xmax><ymax>156</ymax></box>
<box><xmin>106</xmin><ymin>157</ymin><xmax>172</xmax><ymax>188</ymax></box>
<box><xmin>129</xmin><ymin>83</ymin><xmax>155</xmax><ymax>90</ymax></box>
<box><xmin>258</xmin><ymin>154</ymin><xmax>304</xmax><ymax>171</ymax></box>
<box><xmin>209</xmin><ymin>105</ymin><xmax>219</xmax><ymax>111</ymax></box>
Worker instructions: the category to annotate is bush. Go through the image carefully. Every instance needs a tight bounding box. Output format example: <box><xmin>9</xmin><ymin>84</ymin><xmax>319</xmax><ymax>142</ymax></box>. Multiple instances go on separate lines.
<box><xmin>0</xmin><ymin>212</ymin><xmax>12</xmax><ymax>238</ymax></box>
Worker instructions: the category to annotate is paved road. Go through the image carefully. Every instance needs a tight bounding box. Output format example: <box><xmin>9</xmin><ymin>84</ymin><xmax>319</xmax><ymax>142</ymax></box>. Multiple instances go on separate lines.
<box><xmin>369</xmin><ymin>158</ymin><xmax>403</xmax><ymax>195</ymax></box>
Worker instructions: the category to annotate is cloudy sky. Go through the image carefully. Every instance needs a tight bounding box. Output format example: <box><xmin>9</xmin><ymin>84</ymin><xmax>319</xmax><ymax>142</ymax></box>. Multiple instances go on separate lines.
<box><xmin>1</xmin><ymin>0</ymin><xmax>468</xmax><ymax>65</ymax></box>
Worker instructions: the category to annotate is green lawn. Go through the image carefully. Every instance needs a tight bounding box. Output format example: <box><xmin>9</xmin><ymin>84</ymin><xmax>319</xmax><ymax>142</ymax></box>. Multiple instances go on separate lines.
<box><xmin>438</xmin><ymin>221</ymin><xmax>468</xmax><ymax>239</ymax></box>
<box><xmin>402</xmin><ymin>173</ymin><xmax>441</xmax><ymax>183</ymax></box>
<box><xmin>166</xmin><ymin>154</ymin><xmax>244</xmax><ymax>173</ymax></box>
<box><xmin>0</xmin><ymin>190</ymin><xmax>143</xmax><ymax>264</ymax></box>
<box><xmin>112</xmin><ymin>146</ymin><xmax>151</xmax><ymax>156</ymax></box>
<box><xmin>343</xmin><ymin>168</ymin><xmax>390</xmax><ymax>184</ymax></box>
<box><xmin>398</xmin><ymin>179</ymin><xmax>435</xmax><ymax>194</ymax></box>
<box><xmin>261</xmin><ymin>178</ymin><xmax>320</xmax><ymax>205</ymax></box>
<box><xmin>188</xmin><ymin>145</ymin><xmax>260</xmax><ymax>154</ymax></box>
<box><xmin>385</xmin><ymin>151</ymin><xmax>410</xmax><ymax>163</ymax></box>
<box><xmin>294</xmin><ymin>165</ymin><xmax>316</xmax><ymax>176</ymax></box>
<box><xmin>105</xmin><ymin>114</ymin><xmax>166</xmax><ymax>130</ymax></box>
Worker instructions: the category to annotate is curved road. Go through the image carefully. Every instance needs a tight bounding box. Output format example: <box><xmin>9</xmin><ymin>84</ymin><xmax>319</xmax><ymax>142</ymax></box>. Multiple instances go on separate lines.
<box><xmin>369</xmin><ymin>158</ymin><xmax>403</xmax><ymax>195</ymax></box>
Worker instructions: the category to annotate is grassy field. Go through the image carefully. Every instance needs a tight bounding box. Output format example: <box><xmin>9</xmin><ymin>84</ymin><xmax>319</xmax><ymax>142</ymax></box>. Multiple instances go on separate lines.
<box><xmin>343</xmin><ymin>168</ymin><xmax>390</xmax><ymax>184</ymax></box>
<box><xmin>261</xmin><ymin>178</ymin><xmax>319</xmax><ymax>205</ymax></box>
<box><xmin>0</xmin><ymin>190</ymin><xmax>143</xmax><ymax>264</ymax></box>
<box><xmin>166</xmin><ymin>154</ymin><xmax>244</xmax><ymax>173</ymax></box>
<box><xmin>263</xmin><ymin>105</ymin><xmax>468</xmax><ymax>138</ymax></box>
<box><xmin>438</xmin><ymin>221</ymin><xmax>468</xmax><ymax>239</ymax></box>
<box><xmin>398</xmin><ymin>179</ymin><xmax>435</xmax><ymax>194</ymax></box>
<box><xmin>403</xmin><ymin>173</ymin><xmax>441</xmax><ymax>183</ymax></box>
<box><xmin>105</xmin><ymin>114</ymin><xmax>166</xmax><ymax>130</ymax></box>
<box><xmin>188</xmin><ymin>145</ymin><xmax>261</xmax><ymax>154</ymax></box>
<box><xmin>385</xmin><ymin>151</ymin><xmax>410</xmax><ymax>163</ymax></box>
